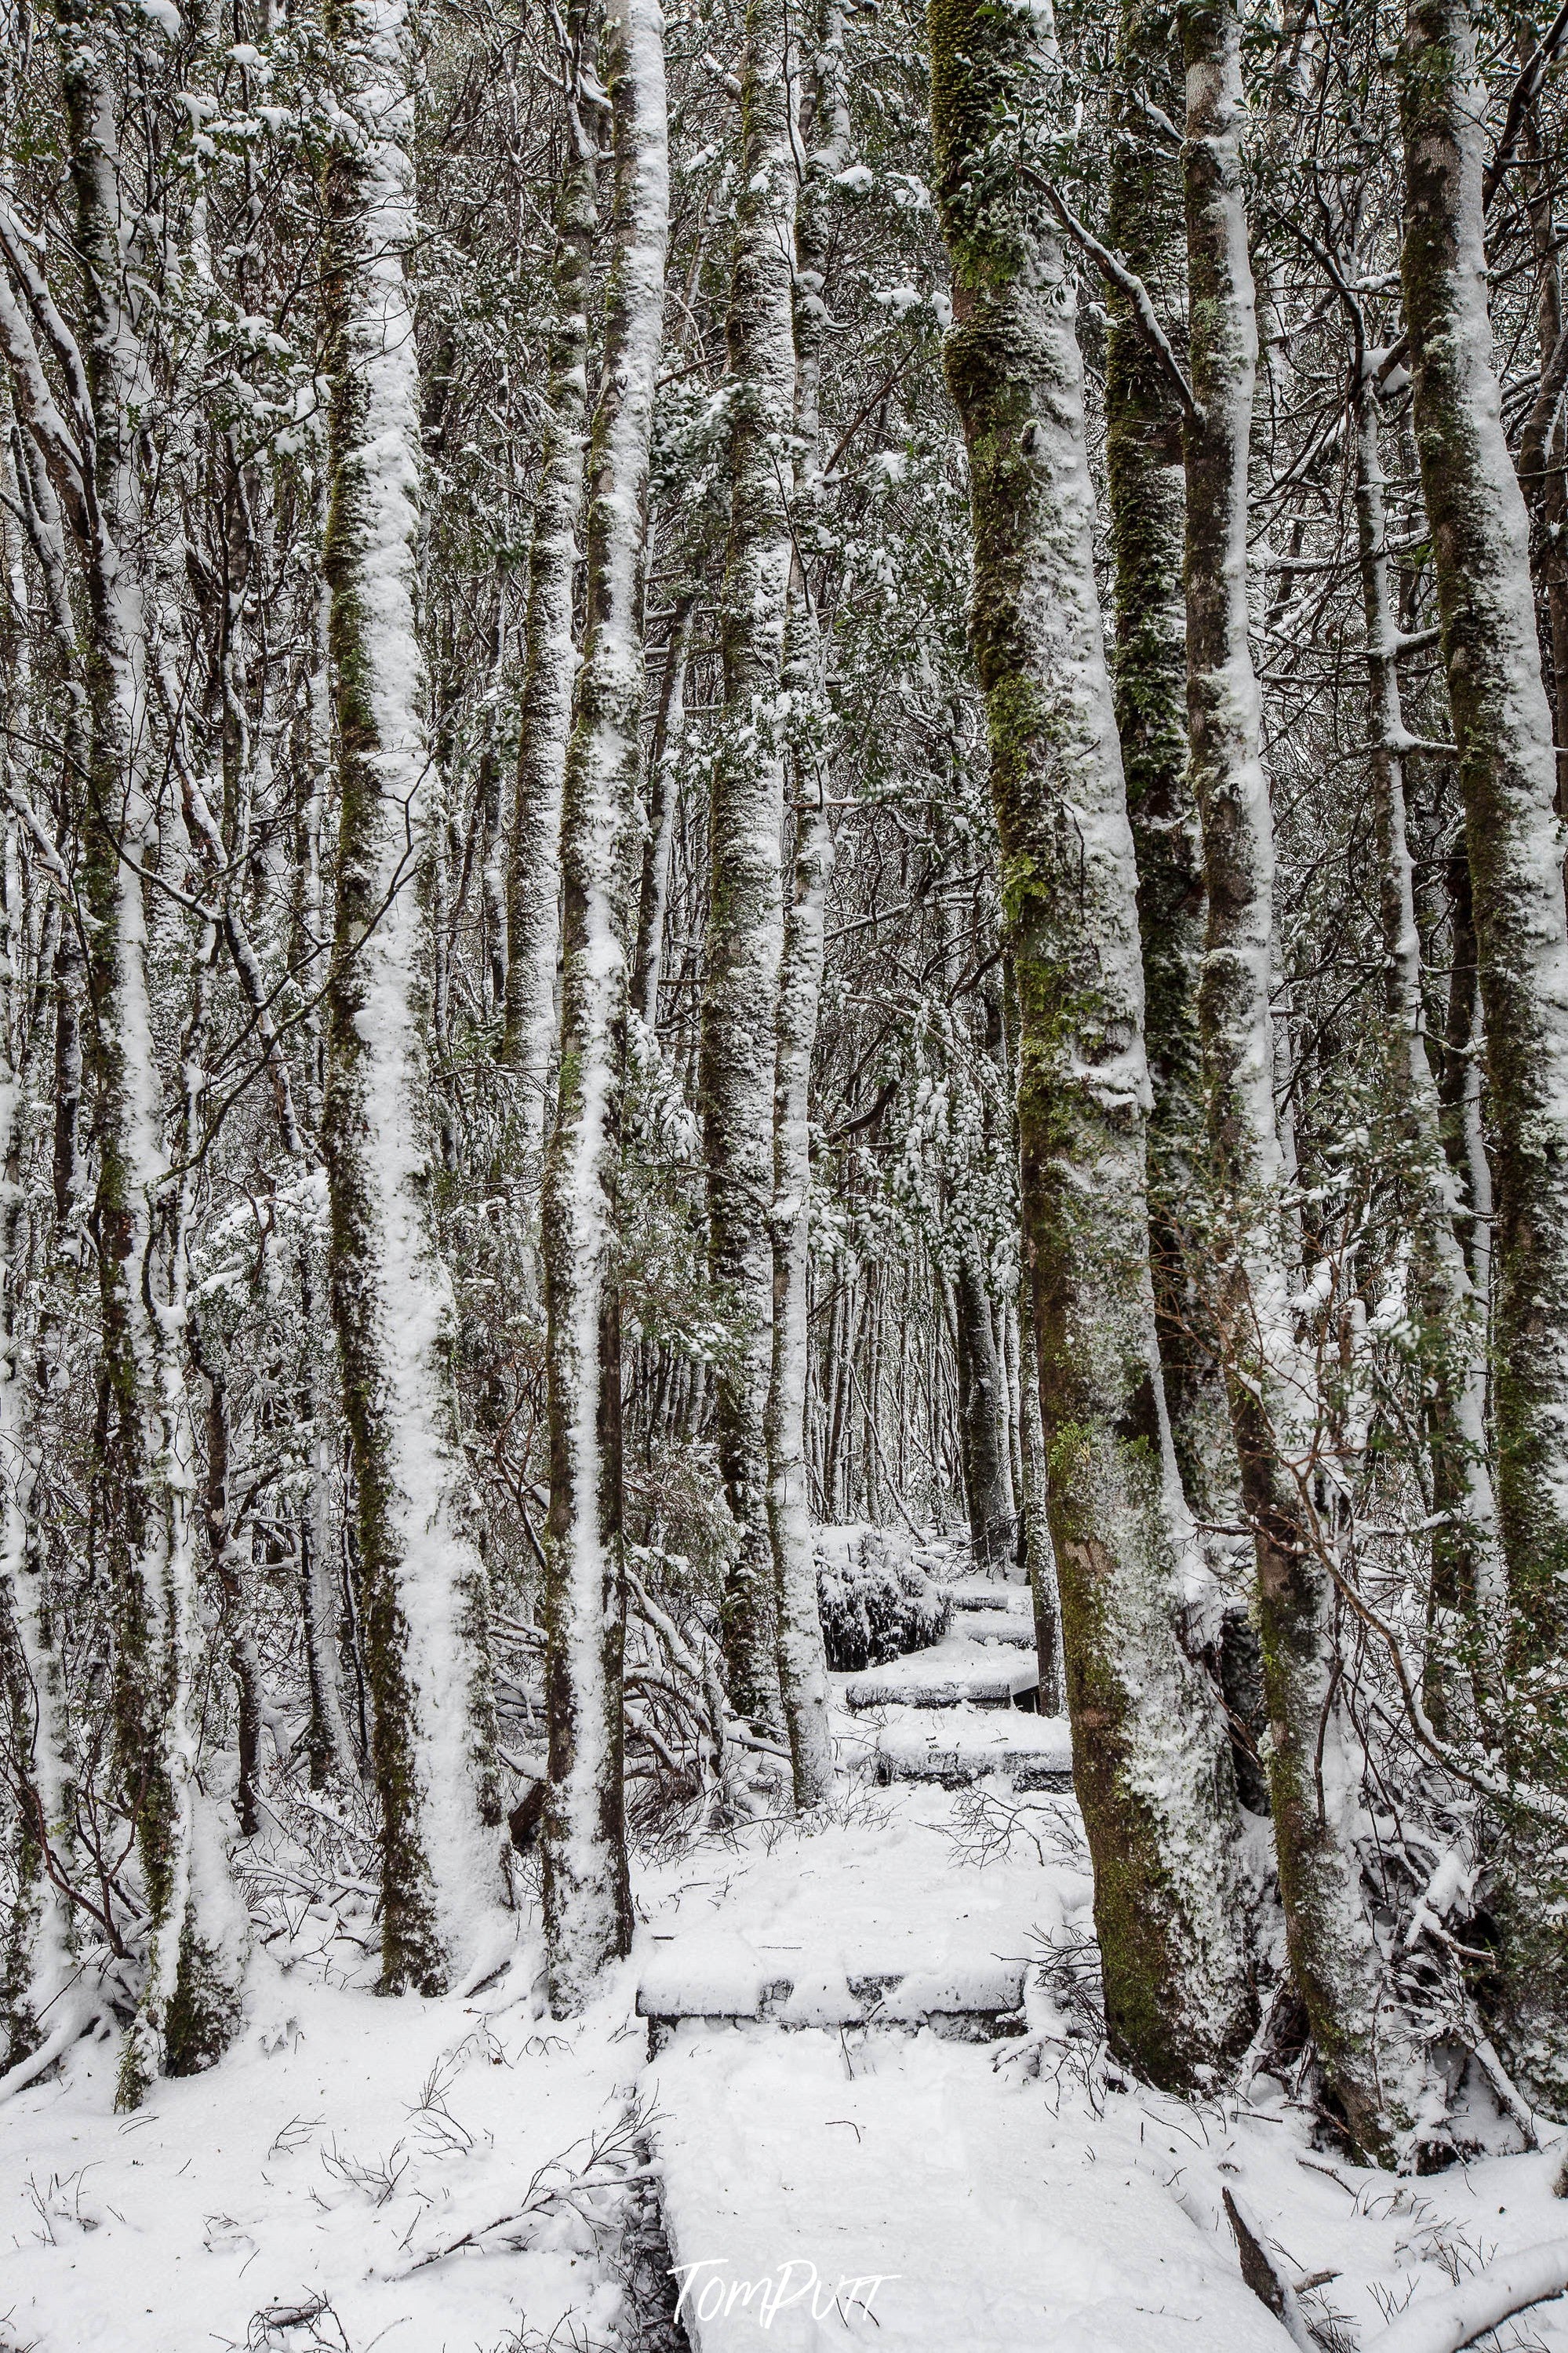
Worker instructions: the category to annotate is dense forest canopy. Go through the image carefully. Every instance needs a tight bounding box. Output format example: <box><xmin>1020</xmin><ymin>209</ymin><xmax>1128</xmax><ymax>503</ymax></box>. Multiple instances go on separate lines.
<box><xmin>4</xmin><ymin>0</ymin><xmax>1568</xmax><ymax>2206</ymax></box>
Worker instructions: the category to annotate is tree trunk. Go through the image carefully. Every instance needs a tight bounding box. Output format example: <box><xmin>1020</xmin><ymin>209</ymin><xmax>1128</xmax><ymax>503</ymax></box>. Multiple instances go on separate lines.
<box><xmin>1016</xmin><ymin>1258</ymin><xmax>1063</xmax><ymax>1714</ymax></box>
<box><xmin>0</xmin><ymin>421</ymin><xmax>76</xmax><ymax>2066</ymax></box>
<box><xmin>1106</xmin><ymin>0</ymin><xmax>1234</xmax><ymax>1532</ymax></box>
<box><xmin>189</xmin><ymin>1309</ymin><xmax>264</xmax><ymax>1843</ymax></box>
<box><xmin>503</xmin><ymin>20</ymin><xmax>598</xmax><ymax>1186</ymax></box>
<box><xmin>1518</xmin><ymin>65</ymin><xmax>1568</xmax><ymax>819</ymax></box>
<box><xmin>37</xmin><ymin>9</ymin><xmax>246</xmax><ymax>2108</ymax></box>
<box><xmin>1352</xmin><ymin>377</ymin><xmax>1502</xmax><ymax>1693</ymax></box>
<box><xmin>952</xmin><ymin>1248</ymin><xmax>1015</xmax><ymax>1567</ymax></box>
<box><xmin>1400</xmin><ymin>0</ymin><xmax>1568</xmax><ymax>2113</ymax></box>
<box><xmin>634</xmin><ymin>588</ymin><xmax>694</xmax><ymax>1029</ymax></box>
<box><xmin>930</xmin><ymin>0</ymin><xmax>1255</xmax><ymax>2093</ymax></box>
<box><xmin>768</xmin><ymin>787</ymin><xmax>835</xmax><ymax>1805</ymax></box>
<box><xmin>1005</xmin><ymin>956</ymin><xmax>1064</xmax><ymax>1703</ymax></box>
<box><xmin>1182</xmin><ymin>0</ymin><xmax>1409</xmax><ymax>2160</ymax></box>
<box><xmin>763</xmin><ymin>1</ymin><xmax>843</xmax><ymax>1808</ymax></box>
<box><xmin>540</xmin><ymin>0</ymin><xmax>667</xmax><ymax>2011</ymax></box>
<box><xmin>1439</xmin><ymin>843</ymin><xmax>1491</xmax><ymax>1300</ymax></box>
<box><xmin>478</xmin><ymin>606</ymin><xmax>511</xmax><ymax>1021</ymax></box>
<box><xmin>321</xmin><ymin>0</ymin><xmax>502</xmax><ymax>1998</ymax></box>
<box><xmin>700</xmin><ymin>0</ymin><xmax>795</xmax><ymax>1731</ymax></box>
<box><xmin>0</xmin><ymin>787</ymin><xmax>77</xmax><ymax>2067</ymax></box>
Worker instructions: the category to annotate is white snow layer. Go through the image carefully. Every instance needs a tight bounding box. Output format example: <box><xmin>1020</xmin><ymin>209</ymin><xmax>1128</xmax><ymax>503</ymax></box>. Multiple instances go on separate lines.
<box><xmin>5</xmin><ymin>1760</ymin><xmax>1568</xmax><ymax>2350</ymax></box>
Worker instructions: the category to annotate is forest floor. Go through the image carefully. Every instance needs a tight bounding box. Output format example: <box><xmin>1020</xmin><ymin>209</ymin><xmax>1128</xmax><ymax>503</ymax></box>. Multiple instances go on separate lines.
<box><xmin>2</xmin><ymin>1561</ymin><xmax>1566</xmax><ymax>2353</ymax></box>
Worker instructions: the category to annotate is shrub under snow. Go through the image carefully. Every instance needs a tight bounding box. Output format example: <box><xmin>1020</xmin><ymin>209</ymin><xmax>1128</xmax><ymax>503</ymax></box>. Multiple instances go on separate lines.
<box><xmin>813</xmin><ymin>1524</ymin><xmax>951</xmax><ymax>1672</ymax></box>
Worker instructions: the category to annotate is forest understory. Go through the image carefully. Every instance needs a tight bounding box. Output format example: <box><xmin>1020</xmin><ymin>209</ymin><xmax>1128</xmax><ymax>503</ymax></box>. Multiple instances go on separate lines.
<box><xmin>7</xmin><ymin>0</ymin><xmax>1568</xmax><ymax>2340</ymax></box>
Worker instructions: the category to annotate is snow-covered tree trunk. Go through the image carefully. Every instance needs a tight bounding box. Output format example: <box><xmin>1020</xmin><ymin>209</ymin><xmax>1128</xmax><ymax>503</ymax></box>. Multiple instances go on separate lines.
<box><xmin>540</xmin><ymin>0</ymin><xmax>667</xmax><ymax>2011</ymax></box>
<box><xmin>1519</xmin><ymin>88</ymin><xmax>1568</xmax><ymax>815</ymax></box>
<box><xmin>502</xmin><ymin>16</ymin><xmax>598</xmax><ymax>1187</ymax></box>
<box><xmin>1015</xmin><ymin>1252</ymin><xmax>1063</xmax><ymax>1713</ymax></box>
<box><xmin>9</xmin><ymin>13</ymin><xmax>247</xmax><ymax>2108</ymax></box>
<box><xmin>764</xmin><ymin>0</ymin><xmax>840</xmax><ymax>1808</ymax></box>
<box><xmin>633</xmin><ymin>586</ymin><xmax>693</xmax><ymax>1029</ymax></box>
<box><xmin>930</xmin><ymin>0</ymin><xmax>1255</xmax><ymax>2093</ymax></box>
<box><xmin>952</xmin><ymin>1251</ymin><xmax>1016</xmax><ymax>1565</ymax></box>
<box><xmin>1400</xmin><ymin>0</ymin><xmax>1568</xmax><ymax>2113</ymax></box>
<box><xmin>320</xmin><ymin>0</ymin><xmax>502</xmax><ymax>1997</ymax></box>
<box><xmin>1181</xmin><ymin>0</ymin><xmax>1410</xmax><ymax>2160</ymax></box>
<box><xmin>767</xmin><ymin>789</ymin><xmax>834</xmax><ymax>1805</ymax></box>
<box><xmin>0</xmin><ymin>418</ymin><xmax>70</xmax><ymax>2066</ymax></box>
<box><xmin>1438</xmin><ymin>844</ymin><xmax>1493</xmax><ymax>1303</ymax></box>
<box><xmin>296</xmin><ymin>508</ymin><xmax>357</xmax><ymax>1794</ymax></box>
<box><xmin>297</xmin><ymin>1232</ymin><xmax>358</xmax><ymax>1791</ymax></box>
<box><xmin>1352</xmin><ymin>378</ymin><xmax>1501</xmax><ymax>1685</ymax></box>
<box><xmin>0</xmin><ymin>790</ymin><xmax>76</xmax><ymax>2068</ymax></box>
<box><xmin>700</xmin><ymin>0</ymin><xmax>796</xmax><ymax>1732</ymax></box>
<box><xmin>1106</xmin><ymin>0</ymin><xmax>1233</xmax><ymax>1533</ymax></box>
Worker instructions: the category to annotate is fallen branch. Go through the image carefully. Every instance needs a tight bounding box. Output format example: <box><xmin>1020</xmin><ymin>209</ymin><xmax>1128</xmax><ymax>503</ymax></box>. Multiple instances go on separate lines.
<box><xmin>1371</xmin><ymin>2239</ymin><xmax>1568</xmax><ymax>2352</ymax></box>
<box><xmin>1223</xmin><ymin>2191</ymin><xmax>1315</xmax><ymax>2351</ymax></box>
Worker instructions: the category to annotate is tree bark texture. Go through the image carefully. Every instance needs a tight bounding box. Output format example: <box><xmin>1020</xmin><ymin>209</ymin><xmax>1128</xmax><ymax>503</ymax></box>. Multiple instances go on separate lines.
<box><xmin>700</xmin><ymin>0</ymin><xmax>797</xmax><ymax>1732</ymax></box>
<box><xmin>1183</xmin><ymin>0</ymin><xmax>1412</xmax><ymax>2159</ymax></box>
<box><xmin>503</xmin><ymin>19</ymin><xmax>598</xmax><ymax>1186</ymax></box>
<box><xmin>540</xmin><ymin>0</ymin><xmax>668</xmax><ymax>2010</ymax></box>
<box><xmin>321</xmin><ymin>0</ymin><xmax>502</xmax><ymax>1998</ymax></box>
<box><xmin>1401</xmin><ymin>0</ymin><xmax>1568</xmax><ymax>2113</ymax></box>
<box><xmin>1107</xmin><ymin>0</ymin><xmax>1234</xmax><ymax>1534</ymax></box>
<box><xmin>931</xmin><ymin>0</ymin><xmax>1255</xmax><ymax>2093</ymax></box>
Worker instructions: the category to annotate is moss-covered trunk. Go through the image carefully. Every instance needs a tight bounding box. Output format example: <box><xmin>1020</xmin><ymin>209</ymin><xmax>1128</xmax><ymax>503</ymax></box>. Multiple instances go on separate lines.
<box><xmin>1106</xmin><ymin>0</ymin><xmax>1234</xmax><ymax>1535</ymax></box>
<box><xmin>633</xmin><ymin>588</ymin><xmax>695</xmax><ymax>1029</ymax></box>
<box><xmin>45</xmin><ymin>0</ymin><xmax>244</xmax><ymax>2107</ymax></box>
<box><xmin>930</xmin><ymin>0</ymin><xmax>1254</xmax><ymax>2092</ymax></box>
<box><xmin>0</xmin><ymin>788</ymin><xmax>76</xmax><ymax>2068</ymax></box>
<box><xmin>700</xmin><ymin>0</ymin><xmax>796</xmax><ymax>1732</ymax></box>
<box><xmin>1352</xmin><ymin>380</ymin><xmax>1501</xmax><ymax>1698</ymax></box>
<box><xmin>1400</xmin><ymin>0</ymin><xmax>1568</xmax><ymax>2114</ymax></box>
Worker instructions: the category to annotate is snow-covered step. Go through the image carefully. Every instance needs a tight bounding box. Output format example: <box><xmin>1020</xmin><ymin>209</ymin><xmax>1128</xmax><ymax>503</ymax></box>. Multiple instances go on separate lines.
<box><xmin>940</xmin><ymin>1581</ymin><xmax>1031</xmax><ymax>1612</ymax></box>
<box><xmin>841</xmin><ymin>1634</ymin><xmax>1040</xmax><ymax>1711</ymax></box>
<box><xmin>649</xmin><ymin>2028</ymin><xmax>1293</xmax><ymax>2353</ymax></box>
<box><xmin>636</xmin><ymin>1925</ymin><xmax>1028</xmax><ymax>2049</ymax></box>
<box><xmin>961</xmin><ymin>1616</ymin><xmax>1035</xmax><ymax>1647</ymax></box>
<box><xmin>862</xmin><ymin>1705</ymin><xmax>1074</xmax><ymax>1790</ymax></box>
<box><xmin>932</xmin><ymin>1585</ymin><xmax>1036</xmax><ymax>1641</ymax></box>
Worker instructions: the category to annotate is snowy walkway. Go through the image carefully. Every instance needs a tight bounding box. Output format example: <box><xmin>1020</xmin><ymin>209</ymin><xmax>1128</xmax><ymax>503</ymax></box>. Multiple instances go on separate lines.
<box><xmin>635</xmin><ymin>1580</ymin><xmax>1568</xmax><ymax>2353</ymax></box>
<box><xmin>631</xmin><ymin>1574</ymin><xmax>1290</xmax><ymax>2352</ymax></box>
<box><xmin>638</xmin><ymin>1770</ymin><xmax>1287</xmax><ymax>2353</ymax></box>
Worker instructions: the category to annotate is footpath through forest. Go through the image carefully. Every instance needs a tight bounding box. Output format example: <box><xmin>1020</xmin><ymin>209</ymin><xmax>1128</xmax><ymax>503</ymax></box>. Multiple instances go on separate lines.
<box><xmin>2</xmin><ymin>1536</ymin><xmax>1566</xmax><ymax>2353</ymax></box>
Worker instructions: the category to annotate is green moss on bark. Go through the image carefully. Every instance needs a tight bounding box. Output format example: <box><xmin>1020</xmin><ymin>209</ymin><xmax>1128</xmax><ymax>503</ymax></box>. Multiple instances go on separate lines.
<box><xmin>930</xmin><ymin>0</ymin><xmax>1254</xmax><ymax>2093</ymax></box>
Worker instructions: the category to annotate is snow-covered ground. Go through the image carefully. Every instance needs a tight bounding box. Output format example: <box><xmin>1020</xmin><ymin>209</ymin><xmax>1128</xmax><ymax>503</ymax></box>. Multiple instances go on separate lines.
<box><xmin>3</xmin><ymin>1685</ymin><xmax>1566</xmax><ymax>2351</ymax></box>
<box><xmin>0</xmin><ymin>1917</ymin><xmax>647</xmax><ymax>2353</ymax></box>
